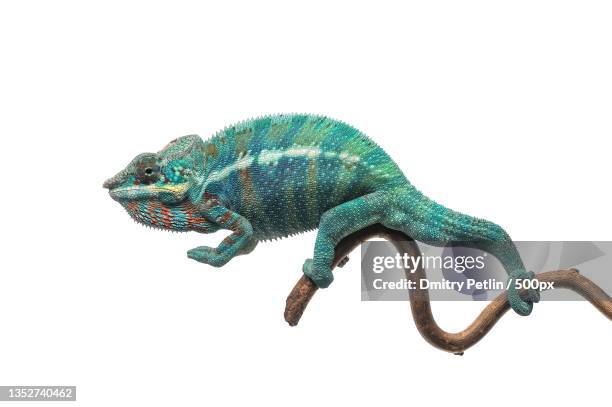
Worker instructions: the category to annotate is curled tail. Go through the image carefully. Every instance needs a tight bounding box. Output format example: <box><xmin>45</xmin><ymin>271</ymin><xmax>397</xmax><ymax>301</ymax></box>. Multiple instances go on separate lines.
<box><xmin>381</xmin><ymin>185</ymin><xmax>538</xmax><ymax>315</ymax></box>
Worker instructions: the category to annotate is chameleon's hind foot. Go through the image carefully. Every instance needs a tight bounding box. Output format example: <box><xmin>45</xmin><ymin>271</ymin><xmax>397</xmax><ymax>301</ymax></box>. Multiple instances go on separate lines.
<box><xmin>507</xmin><ymin>269</ymin><xmax>540</xmax><ymax>316</ymax></box>
<box><xmin>302</xmin><ymin>258</ymin><xmax>334</xmax><ymax>288</ymax></box>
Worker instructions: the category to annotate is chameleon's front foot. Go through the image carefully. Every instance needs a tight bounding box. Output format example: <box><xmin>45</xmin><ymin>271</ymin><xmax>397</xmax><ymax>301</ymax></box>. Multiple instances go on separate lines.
<box><xmin>187</xmin><ymin>246</ymin><xmax>230</xmax><ymax>267</ymax></box>
<box><xmin>507</xmin><ymin>269</ymin><xmax>540</xmax><ymax>316</ymax></box>
<box><xmin>302</xmin><ymin>258</ymin><xmax>334</xmax><ymax>288</ymax></box>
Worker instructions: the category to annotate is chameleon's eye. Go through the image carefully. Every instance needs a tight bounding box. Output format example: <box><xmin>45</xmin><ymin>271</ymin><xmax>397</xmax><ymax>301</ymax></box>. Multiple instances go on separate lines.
<box><xmin>135</xmin><ymin>157</ymin><xmax>160</xmax><ymax>185</ymax></box>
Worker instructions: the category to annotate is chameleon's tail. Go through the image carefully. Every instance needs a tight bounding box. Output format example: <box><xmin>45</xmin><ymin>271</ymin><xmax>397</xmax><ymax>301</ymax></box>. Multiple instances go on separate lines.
<box><xmin>384</xmin><ymin>185</ymin><xmax>525</xmax><ymax>272</ymax></box>
<box><xmin>383</xmin><ymin>185</ymin><xmax>538</xmax><ymax>315</ymax></box>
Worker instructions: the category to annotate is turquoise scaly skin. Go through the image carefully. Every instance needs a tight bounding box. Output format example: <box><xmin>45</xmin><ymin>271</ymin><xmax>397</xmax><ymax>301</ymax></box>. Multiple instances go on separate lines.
<box><xmin>104</xmin><ymin>114</ymin><xmax>539</xmax><ymax>316</ymax></box>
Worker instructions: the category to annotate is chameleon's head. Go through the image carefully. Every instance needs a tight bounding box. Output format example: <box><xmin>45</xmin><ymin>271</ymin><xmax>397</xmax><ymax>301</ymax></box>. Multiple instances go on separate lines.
<box><xmin>103</xmin><ymin>135</ymin><xmax>216</xmax><ymax>232</ymax></box>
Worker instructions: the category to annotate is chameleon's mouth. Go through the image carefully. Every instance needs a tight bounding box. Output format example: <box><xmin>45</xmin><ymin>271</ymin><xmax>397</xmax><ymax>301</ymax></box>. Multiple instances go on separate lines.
<box><xmin>107</xmin><ymin>183</ymin><xmax>190</xmax><ymax>202</ymax></box>
<box><xmin>103</xmin><ymin>170</ymin><xmax>128</xmax><ymax>190</ymax></box>
<box><xmin>102</xmin><ymin>179</ymin><xmax>117</xmax><ymax>189</ymax></box>
<box><xmin>108</xmin><ymin>185</ymin><xmax>148</xmax><ymax>201</ymax></box>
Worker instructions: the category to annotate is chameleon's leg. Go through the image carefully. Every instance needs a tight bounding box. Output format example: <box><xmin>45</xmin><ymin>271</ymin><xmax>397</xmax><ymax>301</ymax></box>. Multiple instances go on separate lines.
<box><xmin>187</xmin><ymin>205</ymin><xmax>257</xmax><ymax>267</ymax></box>
<box><xmin>383</xmin><ymin>187</ymin><xmax>539</xmax><ymax>316</ymax></box>
<box><xmin>303</xmin><ymin>192</ymin><xmax>387</xmax><ymax>287</ymax></box>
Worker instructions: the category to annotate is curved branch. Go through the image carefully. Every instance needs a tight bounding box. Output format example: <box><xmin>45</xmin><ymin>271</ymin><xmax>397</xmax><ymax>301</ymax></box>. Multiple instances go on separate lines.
<box><xmin>284</xmin><ymin>224</ymin><xmax>612</xmax><ymax>354</ymax></box>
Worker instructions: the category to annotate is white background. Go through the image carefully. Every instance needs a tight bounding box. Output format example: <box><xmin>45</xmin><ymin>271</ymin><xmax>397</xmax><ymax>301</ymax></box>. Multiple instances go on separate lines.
<box><xmin>1</xmin><ymin>1</ymin><xmax>611</xmax><ymax>406</ymax></box>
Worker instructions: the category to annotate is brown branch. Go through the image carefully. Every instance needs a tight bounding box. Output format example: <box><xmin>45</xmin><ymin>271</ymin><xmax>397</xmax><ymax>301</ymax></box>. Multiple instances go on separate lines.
<box><xmin>284</xmin><ymin>224</ymin><xmax>612</xmax><ymax>354</ymax></box>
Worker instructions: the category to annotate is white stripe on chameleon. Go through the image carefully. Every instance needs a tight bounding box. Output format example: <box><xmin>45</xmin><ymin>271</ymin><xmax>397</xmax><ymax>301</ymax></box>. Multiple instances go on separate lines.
<box><xmin>258</xmin><ymin>149</ymin><xmax>285</xmax><ymax>166</ymax></box>
<box><xmin>200</xmin><ymin>146</ymin><xmax>361</xmax><ymax>192</ymax></box>
<box><xmin>258</xmin><ymin>147</ymin><xmax>361</xmax><ymax>166</ymax></box>
<box><xmin>285</xmin><ymin>146</ymin><xmax>321</xmax><ymax>159</ymax></box>
<box><xmin>205</xmin><ymin>154</ymin><xmax>255</xmax><ymax>187</ymax></box>
<box><xmin>339</xmin><ymin>151</ymin><xmax>360</xmax><ymax>163</ymax></box>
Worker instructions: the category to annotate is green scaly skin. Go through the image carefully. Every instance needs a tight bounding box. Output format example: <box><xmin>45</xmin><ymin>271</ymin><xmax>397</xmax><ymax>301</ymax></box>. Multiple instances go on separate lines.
<box><xmin>104</xmin><ymin>114</ymin><xmax>539</xmax><ymax>316</ymax></box>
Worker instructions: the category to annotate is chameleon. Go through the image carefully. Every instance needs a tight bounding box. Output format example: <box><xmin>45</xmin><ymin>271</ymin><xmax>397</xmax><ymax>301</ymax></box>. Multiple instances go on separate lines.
<box><xmin>103</xmin><ymin>114</ymin><xmax>539</xmax><ymax>316</ymax></box>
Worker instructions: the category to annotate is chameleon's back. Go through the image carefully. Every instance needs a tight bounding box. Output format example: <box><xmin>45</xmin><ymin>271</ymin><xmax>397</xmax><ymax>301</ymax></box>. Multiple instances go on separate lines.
<box><xmin>202</xmin><ymin>114</ymin><xmax>408</xmax><ymax>239</ymax></box>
